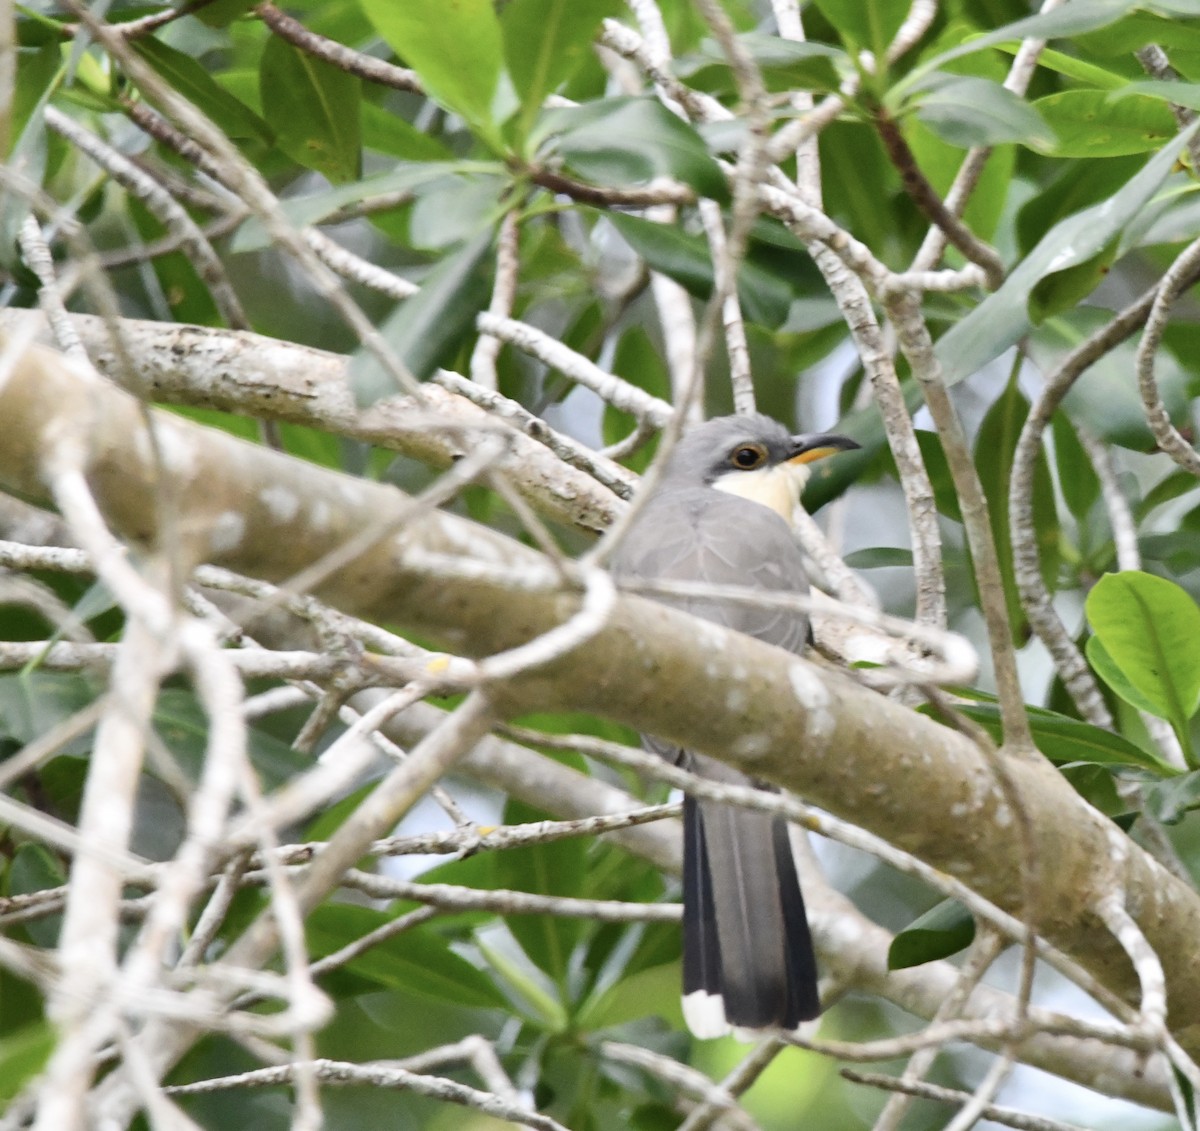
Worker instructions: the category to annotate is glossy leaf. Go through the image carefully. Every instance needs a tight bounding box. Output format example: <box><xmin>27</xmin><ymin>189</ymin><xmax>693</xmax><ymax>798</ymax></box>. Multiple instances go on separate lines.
<box><xmin>936</xmin><ymin>118</ymin><xmax>1200</xmax><ymax>386</ymax></box>
<box><xmin>260</xmin><ymin>36</ymin><xmax>361</xmax><ymax>183</ymax></box>
<box><xmin>941</xmin><ymin>692</ymin><xmax>1172</xmax><ymax>773</ymax></box>
<box><xmin>305</xmin><ymin>904</ymin><xmax>506</xmax><ymax>1008</ymax></box>
<box><xmin>501</xmin><ymin>0</ymin><xmax>620</xmax><ymax>145</ymax></box>
<box><xmin>1086</xmin><ymin>572</ymin><xmax>1200</xmax><ymax>758</ymax></box>
<box><xmin>352</xmin><ymin>228</ymin><xmax>495</xmax><ymax>405</ymax></box>
<box><xmin>888</xmin><ymin>900</ymin><xmax>974</xmax><ymax>969</ymax></box>
<box><xmin>915</xmin><ymin>75</ymin><xmax>1056</xmax><ymax>151</ymax></box>
<box><xmin>1036</xmin><ymin>91</ymin><xmax>1177</xmax><ymax>157</ymax></box>
<box><xmin>361</xmin><ymin>0</ymin><xmax>506</xmax><ymax>149</ymax></box>
<box><xmin>543</xmin><ymin>98</ymin><xmax>727</xmax><ymax>202</ymax></box>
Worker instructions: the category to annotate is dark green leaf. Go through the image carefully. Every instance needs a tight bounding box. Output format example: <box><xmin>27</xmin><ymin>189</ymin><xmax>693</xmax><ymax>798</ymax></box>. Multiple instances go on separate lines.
<box><xmin>544</xmin><ymin>98</ymin><xmax>727</xmax><ymax>202</ymax></box>
<box><xmin>936</xmin><ymin>118</ymin><xmax>1200</xmax><ymax>385</ymax></box>
<box><xmin>360</xmin><ymin>0</ymin><xmax>505</xmax><ymax>150</ymax></box>
<box><xmin>133</xmin><ymin>38</ymin><xmax>271</xmax><ymax>146</ymax></box>
<box><xmin>306</xmin><ymin>903</ymin><xmax>506</xmax><ymax>1008</ymax></box>
<box><xmin>1051</xmin><ymin>412</ymin><xmax>1100</xmax><ymax>522</ymax></box>
<box><xmin>915</xmin><ymin>75</ymin><xmax>1055</xmax><ymax>150</ymax></box>
<box><xmin>606</xmin><ymin>212</ymin><xmax>791</xmax><ymax>325</ymax></box>
<box><xmin>501</xmin><ymin>0</ymin><xmax>620</xmax><ymax>146</ymax></box>
<box><xmin>1035</xmin><ymin>91</ymin><xmax>1177</xmax><ymax>157</ymax></box>
<box><xmin>888</xmin><ymin>900</ymin><xmax>974</xmax><ymax>969</ymax></box>
<box><xmin>1028</xmin><ymin>242</ymin><xmax>1119</xmax><ymax>324</ymax></box>
<box><xmin>926</xmin><ymin>692</ymin><xmax>1170</xmax><ymax>772</ymax></box>
<box><xmin>843</xmin><ymin>547</ymin><xmax>913</xmax><ymax>569</ymax></box>
<box><xmin>974</xmin><ymin>377</ymin><xmax>1060</xmax><ymax>645</ymax></box>
<box><xmin>260</xmin><ymin>36</ymin><xmax>361</xmax><ymax>183</ymax></box>
<box><xmin>352</xmin><ymin>228</ymin><xmax>494</xmax><ymax>404</ymax></box>
<box><xmin>7</xmin><ymin>845</ymin><xmax>65</xmax><ymax>948</ymax></box>
<box><xmin>914</xmin><ymin>429</ymin><xmax>962</xmax><ymax>522</ymax></box>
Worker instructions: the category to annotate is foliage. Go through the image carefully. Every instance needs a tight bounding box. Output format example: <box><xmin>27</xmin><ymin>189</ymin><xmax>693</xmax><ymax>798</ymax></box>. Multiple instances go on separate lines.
<box><xmin>6</xmin><ymin>0</ymin><xmax>1200</xmax><ymax>1129</ymax></box>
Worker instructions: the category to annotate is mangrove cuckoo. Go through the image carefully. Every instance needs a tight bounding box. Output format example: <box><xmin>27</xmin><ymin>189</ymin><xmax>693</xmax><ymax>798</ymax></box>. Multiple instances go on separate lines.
<box><xmin>611</xmin><ymin>413</ymin><xmax>859</xmax><ymax>1038</ymax></box>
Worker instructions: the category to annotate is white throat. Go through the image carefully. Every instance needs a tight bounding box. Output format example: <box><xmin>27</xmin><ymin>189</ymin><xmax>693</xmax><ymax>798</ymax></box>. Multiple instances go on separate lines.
<box><xmin>710</xmin><ymin>462</ymin><xmax>809</xmax><ymax>523</ymax></box>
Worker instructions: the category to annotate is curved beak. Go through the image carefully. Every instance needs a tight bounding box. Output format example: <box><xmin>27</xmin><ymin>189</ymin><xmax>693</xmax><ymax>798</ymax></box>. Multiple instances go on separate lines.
<box><xmin>786</xmin><ymin>433</ymin><xmax>861</xmax><ymax>465</ymax></box>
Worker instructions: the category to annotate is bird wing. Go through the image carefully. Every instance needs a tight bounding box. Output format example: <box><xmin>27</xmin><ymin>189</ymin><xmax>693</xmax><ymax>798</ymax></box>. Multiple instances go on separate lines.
<box><xmin>611</xmin><ymin>487</ymin><xmax>810</xmax><ymax>654</ymax></box>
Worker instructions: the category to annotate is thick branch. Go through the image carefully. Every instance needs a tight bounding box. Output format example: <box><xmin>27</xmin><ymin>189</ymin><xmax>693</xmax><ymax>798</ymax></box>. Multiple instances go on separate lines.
<box><xmin>3</xmin><ymin>338</ymin><xmax>1200</xmax><ymax>1056</ymax></box>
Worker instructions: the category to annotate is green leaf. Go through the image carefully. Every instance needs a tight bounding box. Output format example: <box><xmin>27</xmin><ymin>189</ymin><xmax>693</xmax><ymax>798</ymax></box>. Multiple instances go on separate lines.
<box><xmin>7</xmin><ymin>844</ymin><xmax>66</xmax><ymax>948</ymax></box>
<box><xmin>1035</xmin><ymin>91</ymin><xmax>1178</xmax><ymax>158</ymax></box>
<box><xmin>940</xmin><ymin>691</ymin><xmax>1172</xmax><ymax>773</ymax></box>
<box><xmin>678</xmin><ymin>34</ymin><xmax>846</xmax><ymax>97</ymax></box>
<box><xmin>1002</xmin><ymin>45</ymin><xmax>1126</xmax><ymax>90</ymax></box>
<box><xmin>914</xmin><ymin>75</ymin><xmax>1056</xmax><ymax>151</ymax></box>
<box><xmin>935</xmin><ymin>117</ymin><xmax>1200</xmax><ymax>386</ymax></box>
<box><xmin>843</xmin><ymin>547</ymin><xmax>913</xmax><ymax>569</ymax></box>
<box><xmin>542</xmin><ymin>98</ymin><xmax>727</xmax><ymax>202</ymax></box>
<box><xmin>974</xmin><ymin>377</ymin><xmax>1059</xmax><ymax>646</ymax></box>
<box><xmin>1051</xmin><ymin>411</ymin><xmax>1100</xmax><ymax>522</ymax></box>
<box><xmin>351</xmin><ymin>228</ymin><xmax>495</xmax><ymax>405</ymax></box>
<box><xmin>1086</xmin><ymin>571</ymin><xmax>1200</xmax><ymax>752</ymax></box>
<box><xmin>888</xmin><ymin>900</ymin><xmax>974</xmax><ymax>969</ymax></box>
<box><xmin>260</xmin><ymin>36</ymin><xmax>361</xmax><ymax>183</ymax></box>
<box><xmin>606</xmin><ymin>212</ymin><xmax>791</xmax><ymax>325</ymax></box>
<box><xmin>501</xmin><ymin>0</ymin><xmax>620</xmax><ymax>147</ymax></box>
<box><xmin>1118</xmin><ymin>79</ymin><xmax>1200</xmax><ymax>114</ymax></box>
<box><xmin>578</xmin><ymin>961</ymin><xmax>681</xmax><ymax>1029</ymax></box>
<box><xmin>132</xmin><ymin>37</ymin><xmax>271</xmax><ymax>146</ymax></box>
<box><xmin>913</xmin><ymin>428</ymin><xmax>962</xmax><ymax>522</ymax></box>
<box><xmin>810</xmin><ymin>0</ymin><xmax>909</xmax><ymax>59</ymax></box>
<box><xmin>230</xmin><ymin>163</ymin><xmax>491</xmax><ymax>252</ymax></box>
<box><xmin>0</xmin><ymin>1023</ymin><xmax>54</xmax><ymax>1103</ymax></box>
<box><xmin>898</xmin><ymin>0</ymin><xmax>1141</xmax><ymax>96</ymax></box>
<box><xmin>1136</xmin><ymin>469</ymin><xmax>1200</xmax><ymax>522</ymax></box>
<box><xmin>305</xmin><ymin>903</ymin><xmax>506</xmax><ymax>1009</ymax></box>
<box><xmin>361</xmin><ymin>102</ymin><xmax>455</xmax><ymax>161</ymax></box>
<box><xmin>1028</xmin><ymin>242</ymin><xmax>1119</xmax><ymax>324</ymax></box>
<box><xmin>360</xmin><ymin>0</ymin><xmax>505</xmax><ymax>150</ymax></box>
<box><xmin>494</xmin><ymin>800</ymin><xmax>586</xmax><ymax>987</ymax></box>
<box><xmin>1144</xmin><ymin>769</ymin><xmax>1200</xmax><ymax>824</ymax></box>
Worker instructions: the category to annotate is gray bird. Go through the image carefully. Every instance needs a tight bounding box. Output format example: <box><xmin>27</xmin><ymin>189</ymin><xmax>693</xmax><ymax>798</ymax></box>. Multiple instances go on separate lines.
<box><xmin>611</xmin><ymin>413</ymin><xmax>860</xmax><ymax>1038</ymax></box>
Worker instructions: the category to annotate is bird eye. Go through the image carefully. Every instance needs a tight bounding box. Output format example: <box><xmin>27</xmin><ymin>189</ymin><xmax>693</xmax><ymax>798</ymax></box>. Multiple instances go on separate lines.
<box><xmin>731</xmin><ymin>444</ymin><xmax>766</xmax><ymax>469</ymax></box>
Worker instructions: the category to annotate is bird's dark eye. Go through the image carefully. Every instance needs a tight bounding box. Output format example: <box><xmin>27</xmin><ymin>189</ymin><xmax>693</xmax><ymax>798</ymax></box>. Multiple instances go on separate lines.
<box><xmin>731</xmin><ymin>444</ymin><xmax>766</xmax><ymax>469</ymax></box>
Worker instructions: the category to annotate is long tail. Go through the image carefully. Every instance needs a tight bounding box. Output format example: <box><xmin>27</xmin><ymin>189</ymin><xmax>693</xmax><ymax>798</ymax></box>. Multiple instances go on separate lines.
<box><xmin>681</xmin><ymin>792</ymin><xmax>820</xmax><ymax>1037</ymax></box>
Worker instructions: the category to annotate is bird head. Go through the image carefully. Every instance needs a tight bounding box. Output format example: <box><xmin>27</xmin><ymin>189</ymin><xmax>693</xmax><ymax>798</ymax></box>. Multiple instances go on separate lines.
<box><xmin>662</xmin><ymin>413</ymin><xmax>860</xmax><ymax>522</ymax></box>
